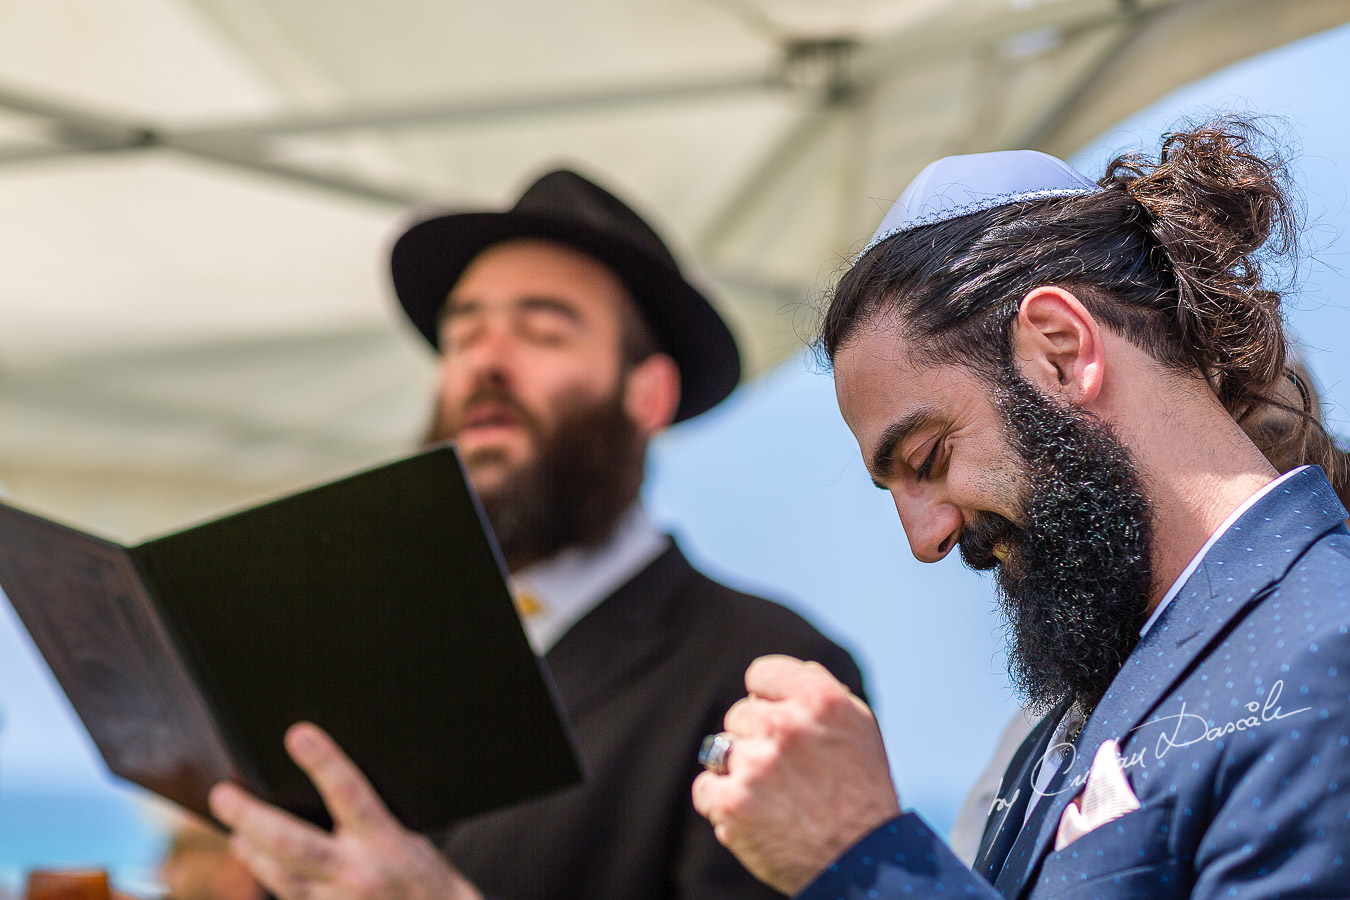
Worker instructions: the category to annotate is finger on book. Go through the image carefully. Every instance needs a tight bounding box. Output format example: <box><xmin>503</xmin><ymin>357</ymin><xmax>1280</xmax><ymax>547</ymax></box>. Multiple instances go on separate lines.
<box><xmin>285</xmin><ymin>722</ymin><xmax>399</xmax><ymax>835</ymax></box>
<box><xmin>210</xmin><ymin>781</ymin><xmax>337</xmax><ymax>879</ymax></box>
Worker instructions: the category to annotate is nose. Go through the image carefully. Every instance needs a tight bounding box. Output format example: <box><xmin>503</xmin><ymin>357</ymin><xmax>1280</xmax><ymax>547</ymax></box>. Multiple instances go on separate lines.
<box><xmin>890</xmin><ymin>487</ymin><xmax>963</xmax><ymax>563</ymax></box>
<box><xmin>451</xmin><ymin>316</ymin><xmax>517</xmax><ymax>388</ymax></box>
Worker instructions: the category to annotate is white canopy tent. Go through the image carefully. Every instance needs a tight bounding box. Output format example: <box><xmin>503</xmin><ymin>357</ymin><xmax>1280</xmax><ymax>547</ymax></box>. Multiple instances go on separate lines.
<box><xmin>2</xmin><ymin>0</ymin><xmax>1347</xmax><ymax>538</ymax></box>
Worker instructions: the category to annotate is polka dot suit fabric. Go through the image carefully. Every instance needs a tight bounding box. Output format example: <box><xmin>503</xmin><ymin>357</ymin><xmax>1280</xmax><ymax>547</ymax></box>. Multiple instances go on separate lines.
<box><xmin>799</xmin><ymin>466</ymin><xmax>1350</xmax><ymax>900</ymax></box>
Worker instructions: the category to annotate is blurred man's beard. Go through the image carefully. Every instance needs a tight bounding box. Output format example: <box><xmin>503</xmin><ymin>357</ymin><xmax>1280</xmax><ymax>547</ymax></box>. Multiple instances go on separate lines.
<box><xmin>425</xmin><ymin>387</ymin><xmax>645</xmax><ymax>572</ymax></box>
<box><xmin>960</xmin><ymin>369</ymin><xmax>1154</xmax><ymax>715</ymax></box>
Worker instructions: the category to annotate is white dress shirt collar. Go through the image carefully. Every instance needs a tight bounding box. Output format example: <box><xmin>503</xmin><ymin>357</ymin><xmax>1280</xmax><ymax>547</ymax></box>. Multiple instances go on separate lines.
<box><xmin>510</xmin><ymin>503</ymin><xmax>669</xmax><ymax>655</ymax></box>
<box><xmin>1139</xmin><ymin>466</ymin><xmax>1307</xmax><ymax>638</ymax></box>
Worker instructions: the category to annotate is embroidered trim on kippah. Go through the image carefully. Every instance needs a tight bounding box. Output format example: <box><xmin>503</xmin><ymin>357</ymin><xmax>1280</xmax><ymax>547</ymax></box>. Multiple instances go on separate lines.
<box><xmin>859</xmin><ymin>186</ymin><xmax>1103</xmax><ymax>259</ymax></box>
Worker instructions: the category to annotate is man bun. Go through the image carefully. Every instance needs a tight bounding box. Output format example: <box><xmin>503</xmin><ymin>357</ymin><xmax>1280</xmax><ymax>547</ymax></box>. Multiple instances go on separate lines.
<box><xmin>1104</xmin><ymin>120</ymin><xmax>1296</xmax><ymax>421</ymax></box>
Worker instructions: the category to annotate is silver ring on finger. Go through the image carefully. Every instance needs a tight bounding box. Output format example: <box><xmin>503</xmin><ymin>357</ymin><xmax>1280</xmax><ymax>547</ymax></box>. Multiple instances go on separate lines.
<box><xmin>698</xmin><ymin>731</ymin><xmax>735</xmax><ymax>775</ymax></box>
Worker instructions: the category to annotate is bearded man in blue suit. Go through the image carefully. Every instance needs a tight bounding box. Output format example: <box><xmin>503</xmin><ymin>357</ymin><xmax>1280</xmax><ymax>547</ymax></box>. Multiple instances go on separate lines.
<box><xmin>694</xmin><ymin>119</ymin><xmax>1350</xmax><ymax>898</ymax></box>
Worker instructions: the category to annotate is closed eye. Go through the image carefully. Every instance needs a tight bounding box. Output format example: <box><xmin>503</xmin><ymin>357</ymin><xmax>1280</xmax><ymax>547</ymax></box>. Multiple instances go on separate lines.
<box><xmin>867</xmin><ymin>407</ymin><xmax>942</xmax><ymax>489</ymax></box>
<box><xmin>914</xmin><ymin>444</ymin><xmax>939</xmax><ymax>481</ymax></box>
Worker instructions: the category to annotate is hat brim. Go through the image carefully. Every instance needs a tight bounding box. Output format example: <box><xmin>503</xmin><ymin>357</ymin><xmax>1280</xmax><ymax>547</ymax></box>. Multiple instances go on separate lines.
<box><xmin>391</xmin><ymin>211</ymin><xmax>740</xmax><ymax>423</ymax></box>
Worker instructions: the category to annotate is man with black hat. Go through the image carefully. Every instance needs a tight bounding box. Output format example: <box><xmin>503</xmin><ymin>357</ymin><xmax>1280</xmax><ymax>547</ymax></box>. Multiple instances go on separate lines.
<box><xmin>209</xmin><ymin>169</ymin><xmax>864</xmax><ymax>900</ymax></box>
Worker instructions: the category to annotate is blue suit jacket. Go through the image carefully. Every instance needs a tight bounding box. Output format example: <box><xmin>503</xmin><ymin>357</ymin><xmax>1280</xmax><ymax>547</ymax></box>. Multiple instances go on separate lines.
<box><xmin>801</xmin><ymin>466</ymin><xmax>1350</xmax><ymax>899</ymax></box>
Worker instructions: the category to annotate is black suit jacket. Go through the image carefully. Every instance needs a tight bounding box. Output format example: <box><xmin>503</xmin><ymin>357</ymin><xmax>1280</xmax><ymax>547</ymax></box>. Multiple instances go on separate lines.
<box><xmin>439</xmin><ymin>542</ymin><xmax>865</xmax><ymax>899</ymax></box>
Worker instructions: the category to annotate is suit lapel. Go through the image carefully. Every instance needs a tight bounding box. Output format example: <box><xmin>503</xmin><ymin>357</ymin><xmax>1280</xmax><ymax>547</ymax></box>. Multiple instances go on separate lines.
<box><xmin>994</xmin><ymin>466</ymin><xmax>1348</xmax><ymax>898</ymax></box>
<box><xmin>973</xmin><ymin>703</ymin><xmax>1067</xmax><ymax>882</ymax></box>
<box><xmin>543</xmin><ymin>542</ymin><xmax>695</xmax><ymax>721</ymax></box>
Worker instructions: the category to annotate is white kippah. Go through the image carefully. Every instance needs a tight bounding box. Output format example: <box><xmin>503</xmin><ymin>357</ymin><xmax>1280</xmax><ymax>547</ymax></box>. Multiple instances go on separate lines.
<box><xmin>862</xmin><ymin>149</ymin><xmax>1103</xmax><ymax>256</ymax></box>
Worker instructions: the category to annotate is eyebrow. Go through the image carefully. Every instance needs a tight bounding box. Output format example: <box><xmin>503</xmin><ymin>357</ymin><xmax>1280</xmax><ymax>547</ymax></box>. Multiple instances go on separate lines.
<box><xmin>441</xmin><ymin>295</ymin><xmax>584</xmax><ymax>323</ymax></box>
<box><xmin>868</xmin><ymin>406</ymin><xmax>940</xmax><ymax>489</ymax></box>
<box><xmin>517</xmin><ymin>296</ymin><xmax>584</xmax><ymax>322</ymax></box>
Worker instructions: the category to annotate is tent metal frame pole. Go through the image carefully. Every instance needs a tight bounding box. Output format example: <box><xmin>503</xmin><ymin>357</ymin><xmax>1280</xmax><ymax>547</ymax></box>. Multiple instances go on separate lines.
<box><xmin>693</xmin><ymin>0</ymin><xmax>1179</xmax><ymax>258</ymax></box>
<box><xmin>0</xmin><ymin>141</ymin><xmax>145</xmax><ymax>163</ymax></box>
<box><xmin>0</xmin><ymin>85</ymin><xmax>148</xmax><ymax>136</ymax></box>
<box><xmin>1010</xmin><ymin>6</ymin><xmax>1163</xmax><ymax>149</ymax></box>
<box><xmin>850</xmin><ymin>0</ymin><xmax>1174</xmax><ymax>82</ymax></box>
<box><xmin>165</xmin><ymin>135</ymin><xmax>424</xmax><ymax>205</ymax></box>
<box><xmin>0</xmin><ymin>83</ymin><xmax>421</xmax><ymax>204</ymax></box>
<box><xmin>175</xmin><ymin>71</ymin><xmax>782</xmax><ymax>140</ymax></box>
<box><xmin>0</xmin><ymin>71</ymin><xmax>786</xmax><ymax>205</ymax></box>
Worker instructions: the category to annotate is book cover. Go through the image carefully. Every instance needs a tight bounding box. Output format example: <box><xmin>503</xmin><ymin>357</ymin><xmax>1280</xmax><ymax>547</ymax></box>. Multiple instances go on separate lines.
<box><xmin>0</xmin><ymin>446</ymin><xmax>583</xmax><ymax>833</ymax></box>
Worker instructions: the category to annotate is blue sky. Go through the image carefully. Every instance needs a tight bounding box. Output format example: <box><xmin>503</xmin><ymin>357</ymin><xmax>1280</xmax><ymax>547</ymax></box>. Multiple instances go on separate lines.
<box><xmin>4</xmin><ymin>19</ymin><xmax>1350</xmax><ymax>889</ymax></box>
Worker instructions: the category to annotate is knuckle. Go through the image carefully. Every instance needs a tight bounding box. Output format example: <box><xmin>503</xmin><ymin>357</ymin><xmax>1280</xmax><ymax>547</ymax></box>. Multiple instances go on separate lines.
<box><xmin>302</xmin><ymin>841</ymin><xmax>334</xmax><ymax>870</ymax></box>
<box><xmin>756</xmin><ymin>711</ymin><xmax>795</xmax><ymax>747</ymax></box>
<box><xmin>271</xmin><ymin>829</ymin><xmax>305</xmax><ymax>861</ymax></box>
<box><xmin>738</xmin><ymin>737</ymin><xmax>779</xmax><ymax>777</ymax></box>
<box><xmin>802</xmin><ymin>660</ymin><xmax>832</xmax><ymax>680</ymax></box>
<box><xmin>745</xmin><ymin>655</ymin><xmax>783</xmax><ymax>689</ymax></box>
<box><xmin>803</xmin><ymin>680</ymin><xmax>848</xmax><ymax>717</ymax></box>
<box><xmin>715</xmin><ymin>816</ymin><xmax>741</xmax><ymax>849</ymax></box>
<box><xmin>288</xmin><ymin>835</ymin><xmax>331</xmax><ymax>870</ymax></box>
<box><xmin>271</xmin><ymin>872</ymin><xmax>311</xmax><ymax>900</ymax></box>
<box><xmin>342</xmin><ymin>864</ymin><xmax>382</xmax><ymax>900</ymax></box>
<box><xmin>330</xmin><ymin>777</ymin><xmax>366</xmax><ymax>812</ymax></box>
<box><xmin>718</xmin><ymin>781</ymin><xmax>752</xmax><ymax>819</ymax></box>
<box><xmin>855</xmin><ymin>697</ymin><xmax>880</xmax><ymax>728</ymax></box>
<box><xmin>290</xmin><ymin>877</ymin><xmax>316</xmax><ymax>900</ymax></box>
<box><xmin>723</xmin><ymin>698</ymin><xmax>748</xmax><ymax>731</ymax></box>
<box><xmin>692</xmin><ymin>773</ymin><xmax>716</xmax><ymax>810</ymax></box>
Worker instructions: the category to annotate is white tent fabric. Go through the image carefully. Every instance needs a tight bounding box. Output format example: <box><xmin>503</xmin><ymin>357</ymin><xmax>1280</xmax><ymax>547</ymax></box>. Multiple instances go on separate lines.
<box><xmin>1</xmin><ymin>0</ymin><xmax>1347</xmax><ymax>537</ymax></box>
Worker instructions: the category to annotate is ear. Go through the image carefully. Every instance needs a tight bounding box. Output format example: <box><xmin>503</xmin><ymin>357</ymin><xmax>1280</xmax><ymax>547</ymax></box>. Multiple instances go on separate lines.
<box><xmin>1009</xmin><ymin>286</ymin><xmax>1105</xmax><ymax>407</ymax></box>
<box><xmin>623</xmin><ymin>353</ymin><xmax>681</xmax><ymax>438</ymax></box>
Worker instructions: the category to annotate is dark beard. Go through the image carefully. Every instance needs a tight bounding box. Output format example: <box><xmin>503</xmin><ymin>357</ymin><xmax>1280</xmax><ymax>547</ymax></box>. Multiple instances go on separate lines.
<box><xmin>959</xmin><ymin>369</ymin><xmax>1154</xmax><ymax>715</ymax></box>
<box><xmin>426</xmin><ymin>388</ymin><xmax>645</xmax><ymax>572</ymax></box>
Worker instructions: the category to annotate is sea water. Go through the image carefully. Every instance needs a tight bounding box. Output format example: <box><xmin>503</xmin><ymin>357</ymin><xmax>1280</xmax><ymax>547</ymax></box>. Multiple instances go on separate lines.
<box><xmin>0</xmin><ymin>788</ymin><xmax>167</xmax><ymax>896</ymax></box>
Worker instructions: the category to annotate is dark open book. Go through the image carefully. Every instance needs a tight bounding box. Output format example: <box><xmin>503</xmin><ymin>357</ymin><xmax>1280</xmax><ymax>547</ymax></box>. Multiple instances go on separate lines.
<box><xmin>0</xmin><ymin>446</ymin><xmax>582</xmax><ymax>833</ymax></box>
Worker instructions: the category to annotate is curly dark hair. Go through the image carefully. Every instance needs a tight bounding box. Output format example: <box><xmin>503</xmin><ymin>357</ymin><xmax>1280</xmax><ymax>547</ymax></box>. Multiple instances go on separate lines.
<box><xmin>820</xmin><ymin>117</ymin><xmax>1342</xmax><ymax>486</ymax></box>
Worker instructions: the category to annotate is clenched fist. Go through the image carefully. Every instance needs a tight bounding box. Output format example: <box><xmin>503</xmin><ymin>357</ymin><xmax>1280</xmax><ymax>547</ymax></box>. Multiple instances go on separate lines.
<box><xmin>691</xmin><ymin>655</ymin><xmax>901</xmax><ymax>895</ymax></box>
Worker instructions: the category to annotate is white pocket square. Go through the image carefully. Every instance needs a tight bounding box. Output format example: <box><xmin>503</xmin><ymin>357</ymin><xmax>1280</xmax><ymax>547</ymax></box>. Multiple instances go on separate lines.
<box><xmin>1054</xmin><ymin>739</ymin><xmax>1141</xmax><ymax>851</ymax></box>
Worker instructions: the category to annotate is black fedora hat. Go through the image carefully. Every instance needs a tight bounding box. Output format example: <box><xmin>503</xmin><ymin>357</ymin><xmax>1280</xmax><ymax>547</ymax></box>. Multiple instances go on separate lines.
<box><xmin>391</xmin><ymin>169</ymin><xmax>741</xmax><ymax>423</ymax></box>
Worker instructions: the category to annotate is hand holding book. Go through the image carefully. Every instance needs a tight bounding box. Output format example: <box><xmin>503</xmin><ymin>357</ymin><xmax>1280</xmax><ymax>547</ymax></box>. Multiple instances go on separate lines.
<box><xmin>210</xmin><ymin>722</ymin><xmax>484</xmax><ymax>900</ymax></box>
<box><xmin>0</xmin><ymin>447</ymin><xmax>582</xmax><ymax>836</ymax></box>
